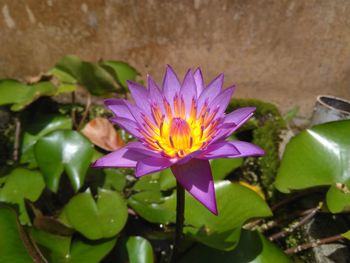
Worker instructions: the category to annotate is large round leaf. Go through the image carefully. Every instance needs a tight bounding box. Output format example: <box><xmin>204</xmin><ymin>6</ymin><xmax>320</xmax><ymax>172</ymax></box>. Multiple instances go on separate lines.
<box><xmin>62</xmin><ymin>189</ymin><xmax>128</xmax><ymax>240</ymax></box>
<box><xmin>30</xmin><ymin>228</ymin><xmax>116</xmax><ymax>263</ymax></box>
<box><xmin>34</xmin><ymin>130</ymin><xmax>94</xmax><ymax>192</ymax></box>
<box><xmin>0</xmin><ymin>168</ymin><xmax>45</xmax><ymax>224</ymax></box>
<box><xmin>326</xmin><ymin>185</ymin><xmax>350</xmax><ymax>213</ymax></box>
<box><xmin>20</xmin><ymin>114</ymin><xmax>72</xmax><ymax>167</ymax></box>
<box><xmin>179</xmin><ymin>230</ymin><xmax>292</xmax><ymax>263</ymax></box>
<box><xmin>0</xmin><ymin>206</ymin><xmax>35</xmax><ymax>263</ymax></box>
<box><xmin>275</xmin><ymin>120</ymin><xmax>350</xmax><ymax>193</ymax></box>
<box><xmin>129</xmin><ymin>181</ymin><xmax>272</xmax><ymax>250</ymax></box>
<box><xmin>126</xmin><ymin>236</ymin><xmax>154</xmax><ymax>263</ymax></box>
<box><xmin>211</xmin><ymin>157</ymin><xmax>243</xmax><ymax>181</ymax></box>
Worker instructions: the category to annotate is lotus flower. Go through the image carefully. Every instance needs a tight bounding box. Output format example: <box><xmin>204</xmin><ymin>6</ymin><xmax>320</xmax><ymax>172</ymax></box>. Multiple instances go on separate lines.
<box><xmin>92</xmin><ymin>66</ymin><xmax>264</xmax><ymax>215</ymax></box>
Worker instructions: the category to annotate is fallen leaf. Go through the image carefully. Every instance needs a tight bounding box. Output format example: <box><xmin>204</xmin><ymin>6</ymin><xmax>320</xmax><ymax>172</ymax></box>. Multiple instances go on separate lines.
<box><xmin>82</xmin><ymin>117</ymin><xmax>124</xmax><ymax>151</ymax></box>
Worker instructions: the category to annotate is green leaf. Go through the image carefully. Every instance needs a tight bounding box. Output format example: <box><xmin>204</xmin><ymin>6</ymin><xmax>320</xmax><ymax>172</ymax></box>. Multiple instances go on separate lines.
<box><xmin>0</xmin><ymin>206</ymin><xmax>34</xmax><ymax>262</ymax></box>
<box><xmin>0</xmin><ymin>79</ymin><xmax>30</xmax><ymax>105</ymax></box>
<box><xmin>179</xmin><ymin>230</ymin><xmax>292</xmax><ymax>263</ymax></box>
<box><xmin>275</xmin><ymin>120</ymin><xmax>350</xmax><ymax>193</ymax></box>
<box><xmin>159</xmin><ymin>168</ymin><xmax>176</xmax><ymax>191</ymax></box>
<box><xmin>55</xmin><ymin>55</ymin><xmax>118</xmax><ymax>96</ymax></box>
<box><xmin>103</xmin><ymin>168</ymin><xmax>126</xmax><ymax>192</ymax></box>
<box><xmin>30</xmin><ymin>228</ymin><xmax>71</xmax><ymax>259</ymax></box>
<box><xmin>80</xmin><ymin>62</ymin><xmax>117</xmax><ymax>96</ymax></box>
<box><xmin>211</xmin><ymin>157</ymin><xmax>243</xmax><ymax>180</ymax></box>
<box><xmin>62</xmin><ymin>188</ymin><xmax>128</xmax><ymax>240</ymax></box>
<box><xmin>30</xmin><ymin>228</ymin><xmax>116</xmax><ymax>263</ymax></box>
<box><xmin>183</xmin><ymin>181</ymin><xmax>272</xmax><ymax>250</ymax></box>
<box><xmin>0</xmin><ymin>168</ymin><xmax>45</xmax><ymax>224</ymax></box>
<box><xmin>100</xmin><ymin>60</ymin><xmax>139</xmax><ymax>90</ymax></box>
<box><xmin>128</xmin><ymin>191</ymin><xmax>175</xmax><ymax>224</ymax></box>
<box><xmin>0</xmin><ymin>80</ymin><xmax>56</xmax><ymax>111</ymax></box>
<box><xmin>65</xmin><ymin>238</ymin><xmax>116</xmax><ymax>263</ymax></box>
<box><xmin>48</xmin><ymin>67</ymin><xmax>78</xmax><ymax>84</ymax></box>
<box><xmin>20</xmin><ymin>114</ymin><xmax>72</xmax><ymax>168</ymax></box>
<box><xmin>54</xmin><ymin>55</ymin><xmax>83</xmax><ymax>82</ymax></box>
<box><xmin>34</xmin><ymin>130</ymin><xmax>94</xmax><ymax>192</ymax></box>
<box><xmin>342</xmin><ymin>230</ymin><xmax>350</xmax><ymax>240</ymax></box>
<box><xmin>126</xmin><ymin>236</ymin><xmax>154</xmax><ymax>263</ymax></box>
<box><xmin>129</xmin><ymin>181</ymin><xmax>272</xmax><ymax>250</ymax></box>
<box><xmin>132</xmin><ymin>173</ymin><xmax>161</xmax><ymax>192</ymax></box>
<box><xmin>326</xmin><ymin>184</ymin><xmax>350</xmax><ymax>213</ymax></box>
<box><xmin>56</xmin><ymin>83</ymin><xmax>77</xmax><ymax>94</ymax></box>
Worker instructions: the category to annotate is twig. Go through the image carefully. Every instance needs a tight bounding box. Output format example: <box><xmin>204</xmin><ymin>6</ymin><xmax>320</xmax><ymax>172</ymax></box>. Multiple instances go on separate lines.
<box><xmin>285</xmin><ymin>234</ymin><xmax>344</xmax><ymax>254</ymax></box>
<box><xmin>13</xmin><ymin>117</ymin><xmax>21</xmax><ymax>162</ymax></box>
<box><xmin>246</xmin><ymin>188</ymin><xmax>324</xmax><ymax>230</ymax></box>
<box><xmin>77</xmin><ymin>93</ymin><xmax>92</xmax><ymax>130</ymax></box>
<box><xmin>271</xmin><ymin>188</ymin><xmax>324</xmax><ymax>212</ymax></box>
<box><xmin>254</xmin><ymin>207</ymin><xmax>317</xmax><ymax>232</ymax></box>
<box><xmin>268</xmin><ymin>203</ymin><xmax>321</xmax><ymax>241</ymax></box>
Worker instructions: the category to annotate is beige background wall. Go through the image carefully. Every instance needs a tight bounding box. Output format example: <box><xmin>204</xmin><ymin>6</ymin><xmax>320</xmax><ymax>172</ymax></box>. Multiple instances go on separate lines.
<box><xmin>1</xmin><ymin>0</ymin><xmax>350</xmax><ymax>116</ymax></box>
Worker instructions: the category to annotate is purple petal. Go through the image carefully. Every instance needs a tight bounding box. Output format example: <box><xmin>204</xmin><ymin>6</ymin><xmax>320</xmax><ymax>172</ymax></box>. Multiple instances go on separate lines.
<box><xmin>148</xmin><ymin>76</ymin><xmax>166</xmax><ymax>113</ymax></box>
<box><xmin>211</xmin><ymin>107</ymin><xmax>256</xmax><ymax>142</ymax></box>
<box><xmin>180</xmin><ymin>69</ymin><xmax>197</xmax><ymax>116</ymax></box>
<box><xmin>92</xmin><ymin>145</ymin><xmax>146</xmax><ymax>168</ymax></box>
<box><xmin>110</xmin><ymin>117</ymin><xmax>142</xmax><ymax>138</ymax></box>
<box><xmin>193</xmin><ymin>68</ymin><xmax>205</xmax><ymax>97</ymax></box>
<box><xmin>162</xmin><ymin>65</ymin><xmax>181</xmax><ymax>106</ymax></box>
<box><xmin>127</xmin><ymin>81</ymin><xmax>152</xmax><ymax>116</ymax></box>
<box><xmin>197</xmin><ymin>74</ymin><xmax>224</xmax><ymax>116</ymax></box>
<box><xmin>229</xmin><ymin>141</ymin><xmax>265</xmax><ymax>157</ymax></box>
<box><xmin>208</xmin><ymin>86</ymin><xmax>235</xmax><ymax>121</ymax></box>
<box><xmin>224</xmin><ymin>107</ymin><xmax>256</xmax><ymax>127</ymax></box>
<box><xmin>125</xmin><ymin>101</ymin><xmax>157</xmax><ymax>136</ymax></box>
<box><xmin>171</xmin><ymin>159</ymin><xmax>218</xmax><ymax>215</ymax></box>
<box><xmin>126</xmin><ymin>141</ymin><xmax>161</xmax><ymax>157</ymax></box>
<box><xmin>198</xmin><ymin>141</ymin><xmax>240</xmax><ymax>159</ymax></box>
<box><xmin>104</xmin><ymin>99</ymin><xmax>134</xmax><ymax>120</ymax></box>
<box><xmin>135</xmin><ymin>157</ymin><xmax>173</xmax><ymax>177</ymax></box>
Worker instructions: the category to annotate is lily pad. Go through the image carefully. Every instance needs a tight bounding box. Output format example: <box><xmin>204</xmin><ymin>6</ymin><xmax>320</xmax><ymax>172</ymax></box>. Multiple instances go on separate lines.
<box><xmin>126</xmin><ymin>236</ymin><xmax>154</xmax><ymax>263</ymax></box>
<box><xmin>326</xmin><ymin>184</ymin><xmax>350</xmax><ymax>213</ymax></box>
<box><xmin>0</xmin><ymin>168</ymin><xmax>45</xmax><ymax>224</ymax></box>
<box><xmin>30</xmin><ymin>228</ymin><xmax>116</xmax><ymax>263</ymax></box>
<box><xmin>275</xmin><ymin>120</ymin><xmax>350</xmax><ymax>193</ymax></box>
<box><xmin>211</xmin><ymin>157</ymin><xmax>243</xmax><ymax>181</ymax></box>
<box><xmin>0</xmin><ymin>206</ymin><xmax>35</xmax><ymax>263</ymax></box>
<box><xmin>34</xmin><ymin>130</ymin><xmax>94</xmax><ymax>192</ymax></box>
<box><xmin>20</xmin><ymin>114</ymin><xmax>72</xmax><ymax>168</ymax></box>
<box><xmin>103</xmin><ymin>168</ymin><xmax>127</xmax><ymax>192</ymax></box>
<box><xmin>179</xmin><ymin>229</ymin><xmax>292</xmax><ymax>263</ymax></box>
<box><xmin>129</xmin><ymin>181</ymin><xmax>272</xmax><ymax>250</ymax></box>
<box><xmin>62</xmin><ymin>188</ymin><xmax>128</xmax><ymax>240</ymax></box>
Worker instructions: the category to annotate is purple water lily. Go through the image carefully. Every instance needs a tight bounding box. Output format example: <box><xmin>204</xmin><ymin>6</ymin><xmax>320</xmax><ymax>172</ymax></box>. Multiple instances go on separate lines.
<box><xmin>92</xmin><ymin>66</ymin><xmax>264</xmax><ymax>215</ymax></box>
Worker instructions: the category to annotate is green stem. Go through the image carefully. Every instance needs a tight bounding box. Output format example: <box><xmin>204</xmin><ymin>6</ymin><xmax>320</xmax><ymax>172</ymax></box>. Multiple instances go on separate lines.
<box><xmin>172</xmin><ymin>181</ymin><xmax>185</xmax><ymax>262</ymax></box>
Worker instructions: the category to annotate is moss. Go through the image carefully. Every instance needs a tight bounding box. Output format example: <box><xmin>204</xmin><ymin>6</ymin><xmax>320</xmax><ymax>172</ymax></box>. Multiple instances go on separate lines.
<box><xmin>228</xmin><ymin>98</ymin><xmax>286</xmax><ymax>200</ymax></box>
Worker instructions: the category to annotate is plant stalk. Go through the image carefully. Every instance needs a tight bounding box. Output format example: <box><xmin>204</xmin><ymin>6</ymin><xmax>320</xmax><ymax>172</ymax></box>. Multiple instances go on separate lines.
<box><xmin>172</xmin><ymin>182</ymin><xmax>185</xmax><ymax>263</ymax></box>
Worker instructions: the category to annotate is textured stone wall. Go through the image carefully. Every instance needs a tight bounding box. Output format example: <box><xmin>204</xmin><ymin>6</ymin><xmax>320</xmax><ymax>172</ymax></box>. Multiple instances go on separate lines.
<box><xmin>1</xmin><ymin>0</ymin><xmax>350</xmax><ymax>116</ymax></box>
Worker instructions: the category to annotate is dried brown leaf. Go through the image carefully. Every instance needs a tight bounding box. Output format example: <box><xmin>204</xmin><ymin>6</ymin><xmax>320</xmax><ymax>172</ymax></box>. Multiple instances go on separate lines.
<box><xmin>82</xmin><ymin>117</ymin><xmax>124</xmax><ymax>151</ymax></box>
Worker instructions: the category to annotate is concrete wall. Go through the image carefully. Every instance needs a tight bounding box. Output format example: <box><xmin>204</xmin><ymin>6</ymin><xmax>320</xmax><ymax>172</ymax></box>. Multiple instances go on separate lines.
<box><xmin>1</xmin><ymin>0</ymin><xmax>350</xmax><ymax>116</ymax></box>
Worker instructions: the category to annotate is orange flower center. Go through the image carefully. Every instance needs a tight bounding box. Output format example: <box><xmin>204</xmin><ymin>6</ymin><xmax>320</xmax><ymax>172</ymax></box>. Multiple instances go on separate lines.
<box><xmin>140</xmin><ymin>95</ymin><xmax>220</xmax><ymax>158</ymax></box>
